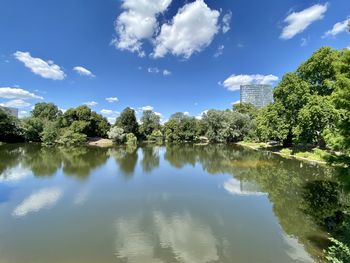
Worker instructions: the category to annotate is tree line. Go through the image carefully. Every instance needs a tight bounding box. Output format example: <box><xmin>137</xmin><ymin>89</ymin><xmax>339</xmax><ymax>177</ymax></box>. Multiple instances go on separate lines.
<box><xmin>0</xmin><ymin>46</ymin><xmax>349</xmax><ymax>156</ymax></box>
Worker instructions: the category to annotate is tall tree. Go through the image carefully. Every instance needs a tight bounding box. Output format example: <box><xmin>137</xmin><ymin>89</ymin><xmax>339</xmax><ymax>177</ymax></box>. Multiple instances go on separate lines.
<box><xmin>115</xmin><ymin>107</ymin><xmax>139</xmax><ymax>136</ymax></box>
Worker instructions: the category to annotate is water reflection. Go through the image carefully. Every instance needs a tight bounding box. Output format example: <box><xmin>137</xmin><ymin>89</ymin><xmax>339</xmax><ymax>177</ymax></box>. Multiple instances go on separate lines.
<box><xmin>115</xmin><ymin>211</ymin><xmax>219</xmax><ymax>263</ymax></box>
<box><xmin>0</xmin><ymin>143</ymin><xmax>348</xmax><ymax>262</ymax></box>
<box><xmin>12</xmin><ymin>187</ymin><xmax>63</xmax><ymax>217</ymax></box>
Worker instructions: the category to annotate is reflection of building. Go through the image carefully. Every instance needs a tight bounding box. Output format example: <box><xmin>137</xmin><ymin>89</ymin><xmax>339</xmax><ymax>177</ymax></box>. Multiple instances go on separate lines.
<box><xmin>224</xmin><ymin>178</ymin><xmax>265</xmax><ymax>196</ymax></box>
<box><xmin>0</xmin><ymin>106</ymin><xmax>18</xmax><ymax>118</ymax></box>
<box><xmin>240</xmin><ymin>84</ymin><xmax>273</xmax><ymax>108</ymax></box>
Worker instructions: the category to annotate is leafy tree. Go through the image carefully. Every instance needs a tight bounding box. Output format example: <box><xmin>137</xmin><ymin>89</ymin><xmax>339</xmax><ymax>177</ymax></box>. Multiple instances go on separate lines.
<box><xmin>164</xmin><ymin>113</ymin><xmax>199</xmax><ymax>142</ymax></box>
<box><xmin>296</xmin><ymin>47</ymin><xmax>338</xmax><ymax>96</ymax></box>
<box><xmin>148</xmin><ymin>129</ymin><xmax>163</xmax><ymax>142</ymax></box>
<box><xmin>0</xmin><ymin>108</ymin><xmax>23</xmax><ymax>142</ymax></box>
<box><xmin>324</xmin><ymin>238</ymin><xmax>350</xmax><ymax>263</ymax></box>
<box><xmin>32</xmin><ymin>102</ymin><xmax>62</xmax><ymax>121</ymax></box>
<box><xmin>107</xmin><ymin>126</ymin><xmax>125</xmax><ymax>144</ymax></box>
<box><xmin>115</xmin><ymin>107</ymin><xmax>139</xmax><ymax>136</ymax></box>
<box><xmin>21</xmin><ymin>117</ymin><xmax>44</xmax><ymax>142</ymax></box>
<box><xmin>139</xmin><ymin>110</ymin><xmax>160</xmax><ymax>138</ymax></box>
<box><xmin>233</xmin><ymin>103</ymin><xmax>259</xmax><ymax>119</ymax></box>
<box><xmin>41</xmin><ymin>121</ymin><xmax>59</xmax><ymax>146</ymax></box>
<box><xmin>57</xmin><ymin>128</ymin><xmax>87</xmax><ymax>146</ymax></box>
<box><xmin>293</xmin><ymin>95</ymin><xmax>337</xmax><ymax>145</ymax></box>
<box><xmin>126</xmin><ymin>133</ymin><xmax>137</xmax><ymax>146</ymax></box>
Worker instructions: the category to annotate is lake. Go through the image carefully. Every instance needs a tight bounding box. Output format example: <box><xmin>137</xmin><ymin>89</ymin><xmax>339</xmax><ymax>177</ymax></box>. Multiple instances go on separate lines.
<box><xmin>0</xmin><ymin>143</ymin><xmax>348</xmax><ymax>263</ymax></box>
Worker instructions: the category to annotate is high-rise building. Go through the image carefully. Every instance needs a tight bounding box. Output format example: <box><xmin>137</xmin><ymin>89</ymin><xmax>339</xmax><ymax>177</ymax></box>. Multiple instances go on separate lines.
<box><xmin>240</xmin><ymin>84</ymin><xmax>273</xmax><ymax>108</ymax></box>
<box><xmin>0</xmin><ymin>106</ymin><xmax>19</xmax><ymax>118</ymax></box>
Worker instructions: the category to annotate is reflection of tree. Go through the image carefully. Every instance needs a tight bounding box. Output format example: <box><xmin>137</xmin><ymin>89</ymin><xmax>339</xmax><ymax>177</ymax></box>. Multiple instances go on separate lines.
<box><xmin>22</xmin><ymin>144</ymin><xmax>62</xmax><ymax>176</ymax></box>
<box><xmin>164</xmin><ymin>144</ymin><xmax>198</xmax><ymax>168</ymax></box>
<box><xmin>0</xmin><ymin>143</ymin><xmax>23</xmax><ymax>175</ymax></box>
<box><xmin>141</xmin><ymin>145</ymin><xmax>160</xmax><ymax>173</ymax></box>
<box><xmin>109</xmin><ymin>146</ymin><xmax>138</xmax><ymax>177</ymax></box>
<box><xmin>60</xmin><ymin>147</ymin><xmax>109</xmax><ymax>179</ymax></box>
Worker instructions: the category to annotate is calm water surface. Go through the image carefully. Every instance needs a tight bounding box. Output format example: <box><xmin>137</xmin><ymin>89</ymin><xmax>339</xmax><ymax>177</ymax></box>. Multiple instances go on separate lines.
<box><xmin>0</xmin><ymin>143</ymin><xmax>348</xmax><ymax>263</ymax></box>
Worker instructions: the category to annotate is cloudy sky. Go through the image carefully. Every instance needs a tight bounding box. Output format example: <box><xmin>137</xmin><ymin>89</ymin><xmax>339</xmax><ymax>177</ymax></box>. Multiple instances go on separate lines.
<box><xmin>0</xmin><ymin>0</ymin><xmax>349</xmax><ymax>122</ymax></box>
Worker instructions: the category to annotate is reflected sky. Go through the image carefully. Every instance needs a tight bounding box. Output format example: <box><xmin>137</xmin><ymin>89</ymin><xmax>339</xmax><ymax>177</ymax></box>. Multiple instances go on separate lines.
<box><xmin>0</xmin><ymin>143</ymin><xmax>347</xmax><ymax>263</ymax></box>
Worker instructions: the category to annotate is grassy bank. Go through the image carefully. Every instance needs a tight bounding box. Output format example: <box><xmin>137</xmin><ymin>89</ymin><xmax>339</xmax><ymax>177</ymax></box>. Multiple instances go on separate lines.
<box><xmin>236</xmin><ymin>141</ymin><xmax>338</xmax><ymax>165</ymax></box>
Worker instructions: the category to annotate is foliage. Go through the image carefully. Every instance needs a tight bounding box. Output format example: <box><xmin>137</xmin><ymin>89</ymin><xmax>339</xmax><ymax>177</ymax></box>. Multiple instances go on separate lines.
<box><xmin>32</xmin><ymin>102</ymin><xmax>62</xmax><ymax>121</ymax></box>
<box><xmin>324</xmin><ymin>238</ymin><xmax>350</xmax><ymax>263</ymax></box>
<box><xmin>0</xmin><ymin>108</ymin><xmax>23</xmax><ymax>142</ymax></box>
<box><xmin>232</xmin><ymin>103</ymin><xmax>259</xmax><ymax>119</ymax></box>
<box><xmin>139</xmin><ymin>110</ymin><xmax>160</xmax><ymax>139</ymax></box>
<box><xmin>148</xmin><ymin>129</ymin><xmax>163</xmax><ymax>142</ymax></box>
<box><xmin>125</xmin><ymin>133</ymin><xmax>137</xmax><ymax>146</ymax></box>
<box><xmin>164</xmin><ymin>113</ymin><xmax>200</xmax><ymax>142</ymax></box>
<box><xmin>107</xmin><ymin>126</ymin><xmax>125</xmax><ymax>144</ymax></box>
<box><xmin>203</xmin><ymin>109</ymin><xmax>255</xmax><ymax>143</ymax></box>
<box><xmin>56</xmin><ymin>128</ymin><xmax>87</xmax><ymax>146</ymax></box>
<box><xmin>115</xmin><ymin>107</ymin><xmax>139</xmax><ymax>136</ymax></box>
<box><xmin>21</xmin><ymin>117</ymin><xmax>43</xmax><ymax>142</ymax></box>
<box><xmin>41</xmin><ymin>121</ymin><xmax>59</xmax><ymax>146</ymax></box>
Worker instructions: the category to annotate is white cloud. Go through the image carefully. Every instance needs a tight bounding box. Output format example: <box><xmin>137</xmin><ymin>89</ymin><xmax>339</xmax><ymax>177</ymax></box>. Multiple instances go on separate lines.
<box><xmin>163</xmin><ymin>69</ymin><xmax>171</xmax><ymax>76</ymax></box>
<box><xmin>214</xmin><ymin>45</ymin><xmax>224</xmax><ymax>58</ymax></box>
<box><xmin>112</xmin><ymin>0</ymin><xmax>172</xmax><ymax>57</ymax></box>
<box><xmin>153</xmin><ymin>0</ymin><xmax>220</xmax><ymax>58</ymax></box>
<box><xmin>0</xmin><ymin>166</ymin><xmax>31</xmax><ymax>183</ymax></box>
<box><xmin>106</xmin><ymin>97</ymin><xmax>119</xmax><ymax>103</ymax></box>
<box><xmin>231</xmin><ymin>100</ymin><xmax>240</xmax><ymax>105</ymax></box>
<box><xmin>83</xmin><ymin>101</ymin><xmax>98</xmax><ymax>106</ymax></box>
<box><xmin>300</xmin><ymin>37</ymin><xmax>308</xmax><ymax>47</ymax></box>
<box><xmin>141</xmin><ymin>105</ymin><xmax>154</xmax><ymax>111</ymax></box>
<box><xmin>0</xmin><ymin>99</ymin><xmax>31</xmax><ymax>108</ymax></box>
<box><xmin>12</xmin><ymin>187</ymin><xmax>63</xmax><ymax>217</ymax></box>
<box><xmin>223</xmin><ymin>178</ymin><xmax>265</xmax><ymax>196</ymax></box>
<box><xmin>183</xmin><ymin>111</ymin><xmax>189</xmax><ymax>116</ymax></box>
<box><xmin>73</xmin><ymin>66</ymin><xmax>95</xmax><ymax>77</ymax></box>
<box><xmin>323</xmin><ymin>18</ymin><xmax>349</xmax><ymax>38</ymax></box>
<box><xmin>221</xmin><ymin>74</ymin><xmax>279</xmax><ymax>91</ymax></box>
<box><xmin>0</xmin><ymin>87</ymin><xmax>43</xmax><ymax>100</ymax></box>
<box><xmin>222</xmin><ymin>10</ymin><xmax>232</xmax><ymax>34</ymax></box>
<box><xmin>280</xmin><ymin>3</ymin><xmax>328</xmax><ymax>40</ymax></box>
<box><xmin>148</xmin><ymin>67</ymin><xmax>160</xmax><ymax>74</ymax></box>
<box><xmin>14</xmin><ymin>51</ymin><xmax>65</xmax><ymax>80</ymax></box>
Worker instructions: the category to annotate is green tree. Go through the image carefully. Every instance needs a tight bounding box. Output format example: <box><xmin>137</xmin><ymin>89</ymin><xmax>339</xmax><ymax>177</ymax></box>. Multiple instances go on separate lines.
<box><xmin>233</xmin><ymin>103</ymin><xmax>259</xmax><ymax>119</ymax></box>
<box><xmin>32</xmin><ymin>102</ymin><xmax>62</xmax><ymax>121</ymax></box>
<box><xmin>21</xmin><ymin>117</ymin><xmax>44</xmax><ymax>142</ymax></box>
<box><xmin>0</xmin><ymin>108</ymin><xmax>23</xmax><ymax>142</ymax></box>
<box><xmin>107</xmin><ymin>126</ymin><xmax>125</xmax><ymax>144</ymax></box>
<box><xmin>115</xmin><ymin>107</ymin><xmax>139</xmax><ymax>136</ymax></box>
<box><xmin>41</xmin><ymin>121</ymin><xmax>59</xmax><ymax>146</ymax></box>
<box><xmin>139</xmin><ymin>110</ymin><xmax>160</xmax><ymax>139</ymax></box>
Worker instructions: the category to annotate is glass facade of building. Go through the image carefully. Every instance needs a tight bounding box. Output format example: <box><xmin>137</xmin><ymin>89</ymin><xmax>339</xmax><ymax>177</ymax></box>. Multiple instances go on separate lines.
<box><xmin>240</xmin><ymin>84</ymin><xmax>273</xmax><ymax>108</ymax></box>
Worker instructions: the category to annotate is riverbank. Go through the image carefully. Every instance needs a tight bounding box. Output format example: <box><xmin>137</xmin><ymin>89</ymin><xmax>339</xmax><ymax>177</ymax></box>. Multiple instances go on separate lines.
<box><xmin>236</xmin><ymin>141</ymin><xmax>336</xmax><ymax>165</ymax></box>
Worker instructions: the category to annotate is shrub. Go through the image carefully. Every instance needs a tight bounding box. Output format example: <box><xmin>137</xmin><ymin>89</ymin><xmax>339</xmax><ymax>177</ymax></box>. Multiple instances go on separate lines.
<box><xmin>324</xmin><ymin>238</ymin><xmax>350</xmax><ymax>263</ymax></box>
<box><xmin>126</xmin><ymin>133</ymin><xmax>137</xmax><ymax>146</ymax></box>
<box><xmin>41</xmin><ymin>121</ymin><xmax>59</xmax><ymax>146</ymax></box>
<box><xmin>57</xmin><ymin>128</ymin><xmax>87</xmax><ymax>146</ymax></box>
<box><xmin>108</xmin><ymin>127</ymin><xmax>125</xmax><ymax>144</ymax></box>
<box><xmin>148</xmin><ymin>129</ymin><xmax>163</xmax><ymax>142</ymax></box>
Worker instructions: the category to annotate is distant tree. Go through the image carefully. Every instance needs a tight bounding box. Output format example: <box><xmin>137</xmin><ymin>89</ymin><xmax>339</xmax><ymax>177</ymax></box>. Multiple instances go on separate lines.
<box><xmin>32</xmin><ymin>102</ymin><xmax>62</xmax><ymax>121</ymax></box>
<box><xmin>126</xmin><ymin>133</ymin><xmax>137</xmax><ymax>146</ymax></box>
<box><xmin>115</xmin><ymin>107</ymin><xmax>139</xmax><ymax>136</ymax></box>
<box><xmin>139</xmin><ymin>110</ymin><xmax>160</xmax><ymax>138</ymax></box>
<box><xmin>56</xmin><ymin>128</ymin><xmax>87</xmax><ymax>146</ymax></box>
<box><xmin>0</xmin><ymin>108</ymin><xmax>23</xmax><ymax>142</ymax></box>
<box><xmin>233</xmin><ymin>103</ymin><xmax>259</xmax><ymax>119</ymax></box>
<box><xmin>21</xmin><ymin>117</ymin><xmax>44</xmax><ymax>142</ymax></box>
<box><xmin>41</xmin><ymin>121</ymin><xmax>59</xmax><ymax>146</ymax></box>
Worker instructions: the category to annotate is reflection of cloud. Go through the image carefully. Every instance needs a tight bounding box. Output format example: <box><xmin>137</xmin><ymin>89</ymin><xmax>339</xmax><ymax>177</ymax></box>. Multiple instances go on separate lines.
<box><xmin>73</xmin><ymin>188</ymin><xmax>89</xmax><ymax>206</ymax></box>
<box><xmin>154</xmin><ymin>212</ymin><xmax>218</xmax><ymax>263</ymax></box>
<box><xmin>12</xmin><ymin>187</ymin><xmax>63</xmax><ymax>217</ymax></box>
<box><xmin>115</xmin><ymin>211</ymin><xmax>218</xmax><ymax>263</ymax></box>
<box><xmin>282</xmin><ymin>233</ymin><xmax>313</xmax><ymax>263</ymax></box>
<box><xmin>115</xmin><ymin>218</ymin><xmax>164</xmax><ymax>263</ymax></box>
<box><xmin>0</xmin><ymin>166</ymin><xmax>31</xmax><ymax>182</ymax></box>
<box><xmin>223</xmin><ymin>178</ymin><xmax>266</xmax><ymax>196</ymax></box>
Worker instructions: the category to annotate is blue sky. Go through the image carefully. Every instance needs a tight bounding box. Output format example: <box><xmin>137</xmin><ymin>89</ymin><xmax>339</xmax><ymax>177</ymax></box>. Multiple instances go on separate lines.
<box><xmin>0</xmin><ymin>0</ymin><xmax>349</xmax><ymax>122</ymax></box>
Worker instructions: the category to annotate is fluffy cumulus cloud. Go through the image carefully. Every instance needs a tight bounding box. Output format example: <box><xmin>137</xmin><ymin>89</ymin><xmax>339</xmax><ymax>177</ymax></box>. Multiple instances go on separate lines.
<box><xmin>83</xmin><ymin>101</ymin><xmax>98</xmax><ymax>106</ymax></box>
<box><xmin>113</xmin><ymin>0</ymin><xmax>172</xmax><ymax>57</ymax></box>
<box><xmin>106</xmin><ymin>97</ymin><xmax>119</xmax><ymax>103</ymax></box>
<box><xmin>221</xmin><ymin>74</ymin><xmax>279</xmax><ymax>91</ymax></box>
<box><xmin>0</xmin><ymin>87</ymin><xmax>43</xmax><ymax>100</ymax></box>
<box><xmin>222</xmin><ymin>10</ymin><xmax>232</xmax><ymax>34</ymax></box>
<box><xmin>0</xmin><ymin>99</ymin><xmax>31</xmax><ymax>108</ymax></box>
<box><xmin>140</xmin><ymin>105</ymin><xmax>154</xmax><ymax>111</ymax></box>
<box><xmin>323</xmin><ymin>18</ymin><xmax>349</xmax><ymax>38</ymax></box>
<box><xmin>14</xmin><ymin>51</ymin><xmax>65</xmax><ymax>80</ymax></box>
<box><xmin>73</xmin><ymin>66</ymin><xmax>95</xmax><ymax>77</ymax></box>
<box><xmin>152</xmin><ymin>0</ymin><xmax>220</xmax><ymax>58</ymax></box>
<box><xmin>280</xmin><ymin>3</ymin><xmax>328</xmax><ymax>40</ymax></box>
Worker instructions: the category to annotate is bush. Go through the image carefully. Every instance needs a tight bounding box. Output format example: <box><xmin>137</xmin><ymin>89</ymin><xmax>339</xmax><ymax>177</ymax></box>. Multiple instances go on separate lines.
<box><xmin>108</xmin><ymin>127</ymin><xmax>125</xmax><ymax>144</ymax></box>
<box><xmin>57</xmin><ymin>128</ymin><xmax>87</xmax><ymax>146</ymax></box>
<box><xmin>126</xmin><ymin>133</ymin><xmax>137</xmax><ymax>146</ymax></box>
<box><xmin>41</xmin><ymin>121</ymin><xmax>59</xmax><ymax>146</ymax></box>
<box><xmin>324</xmin><ymin>238</ymin><xmax>350</xmax><ymax>263</ymax></box>
<box><xmin>148</xmin><ymin>129</ymin><xmax>163</xmax><ymax>142</ymax></box>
